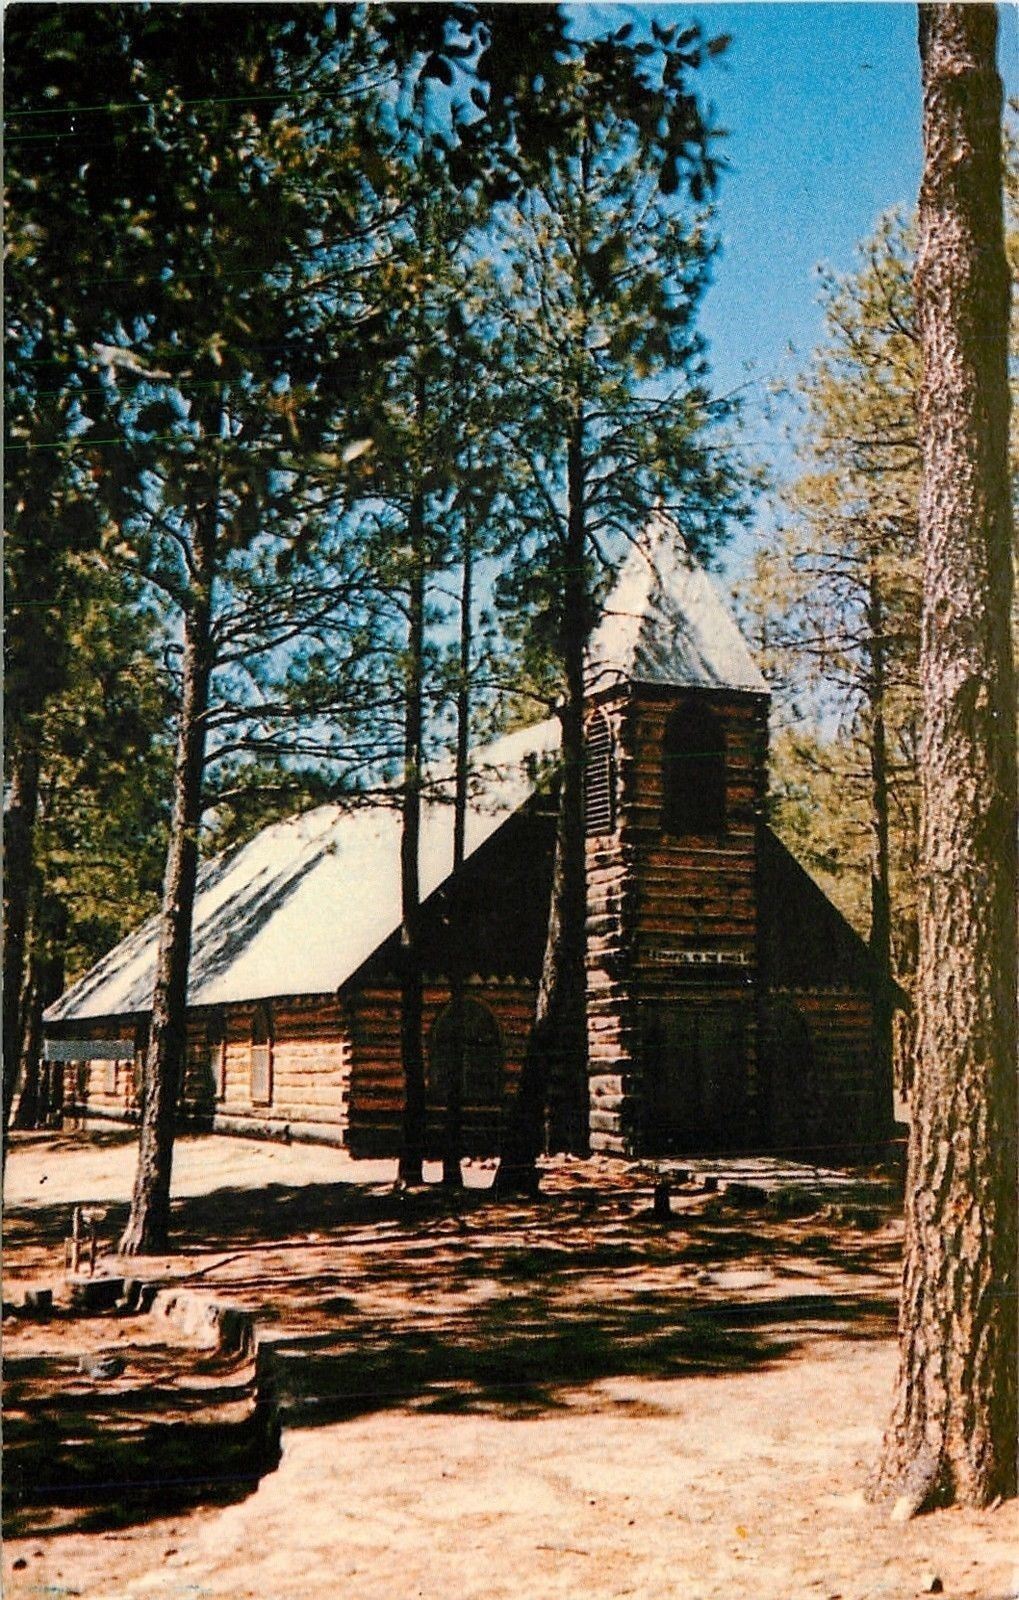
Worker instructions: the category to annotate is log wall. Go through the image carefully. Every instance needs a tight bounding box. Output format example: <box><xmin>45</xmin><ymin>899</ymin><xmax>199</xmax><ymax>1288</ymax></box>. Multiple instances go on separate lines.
<box><xmin>760</xmin><ymin>987</ymin><xmax>883</xmax><ymax>1157</ymax></box>
<box><xmin>213</xmin><ymin>995</ymin><xmax>351</xmax><ymax>1142</ymax></box>
<box><xmin>50</xmin><ymin>1021</ymin><xmax>145</xmax><ymax>1127</ymax></box>
<box><xmin>346</xmin><ymin>978</ymin><xmax>533</xmax><ymax>1157</ymax></box>
<box><xmin>47</xmin><ymin>997</ymin><xmax>354</xmax><ymax>1143</ymax></box>
<box><xmin>44</xmin><ymin>978</ymin><xmax>535</xmax><ymax>1158</ymax></box>
<box><xmin>585</xmin><ymin>683</ymin><xmax>770</xmax><ymax>1155</ymax></box>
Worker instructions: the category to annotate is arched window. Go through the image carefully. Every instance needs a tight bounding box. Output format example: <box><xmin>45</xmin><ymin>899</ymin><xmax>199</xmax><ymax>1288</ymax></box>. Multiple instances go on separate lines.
<box><xmin>762</xmin><ymin>999</ymin><xmax>818</xmax><ymax>1149</ymax></box>
<box><xmin>662</xmin><ymin>702</ymin><xmax>726</xmax><ymax>836</ymax></box>
<box><xmin>428</xmin><ymin>998</ymin><xmax>504</xmax><ymax>1106</ymax></box>
<box><xmin>250</xmin><ymin>1002</ymin><xmax>273</xmax><ymax>1104</ymax></box>
<box><xmin>584</xmin><ymin>708</ymin><xmax>615</xmax><ymax>836</ymax></box>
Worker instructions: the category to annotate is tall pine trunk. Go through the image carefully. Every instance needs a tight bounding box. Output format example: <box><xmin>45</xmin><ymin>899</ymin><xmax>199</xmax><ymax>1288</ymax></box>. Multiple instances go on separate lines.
<box><xmin>498</xmin><ymin>409</ymin><xmax>589</xmax><ymax>1193</ymax></box>
<box><xmin>865</xmin><ymin>560</ymin><xmax>896</xmax><ymax>1125</ymax></box>
<box><xmin>876</xmin><ymin>3</ymin><xmax>1018</xmax><ymax>1511</ymax></box>
<box><xmin>2</xmin><ymin>731</ymin><xmax>41</xmax><ymax>1166</ymax></box>
<box><xmin>398</xmin><ymin>488</ymin><xmax>427</xmax><ymax>1186</ymax></box>
<box><xmin>119</xmin><ymin>511</ymin><xmax>216</xmax><ymax>1256</ymax></box>
<box><xmin>441</xmin><ymin>526</ymin><xmax>473</xmax><ymax>1191</ymax></box>
<box><xmin>12</xmin><ymin>888</ymin><xmax>45</xmax><ymax>1130</ymax></box>
<box><xmin>14</xmin><ymin>886</ymin><xmax>65</xmax><ymax>1131</ymax></box>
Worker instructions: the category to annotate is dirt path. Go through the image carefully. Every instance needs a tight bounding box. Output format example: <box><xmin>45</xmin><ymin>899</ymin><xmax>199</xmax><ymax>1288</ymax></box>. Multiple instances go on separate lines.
<box><xmin>4</xmin><ymin>1133</ymin><xmax>1016</xmax><ymax>1600</ymax></box>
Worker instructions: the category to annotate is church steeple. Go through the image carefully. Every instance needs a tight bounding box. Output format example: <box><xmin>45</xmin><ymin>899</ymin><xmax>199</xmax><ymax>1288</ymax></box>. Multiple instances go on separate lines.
<box><xmin>582</xmin><ymin>513</ymin><xmax>771</xmax><ymax>1158</ymax></box>
<box><xmin>586</xmin><ymin>511</ymin><xmax>768</xmax><ymax>696</ymax></box>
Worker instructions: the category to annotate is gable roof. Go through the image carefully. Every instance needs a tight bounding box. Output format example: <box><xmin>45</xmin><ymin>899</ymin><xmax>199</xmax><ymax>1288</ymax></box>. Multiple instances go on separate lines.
<box><xmin>586</xmin><ymin>511</ymin><xmax>768</xmax><ymax>695</ymax></box>
<box><xmin>45</xmin><ymin>717</ymin><xmax>562</xmax><ymax>1024</ymax></box>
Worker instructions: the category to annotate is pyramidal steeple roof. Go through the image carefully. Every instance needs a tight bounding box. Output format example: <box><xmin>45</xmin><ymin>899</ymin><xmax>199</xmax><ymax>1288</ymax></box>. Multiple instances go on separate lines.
<box><xmin>586</xmin><ymin>512</ymin><xmax>768</xmax><ymax>695</ymax></box>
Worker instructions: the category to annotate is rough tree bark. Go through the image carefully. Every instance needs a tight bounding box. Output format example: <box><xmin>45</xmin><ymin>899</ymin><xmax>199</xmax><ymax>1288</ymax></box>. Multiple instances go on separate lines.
<box><xmin>876</xmin><ymin>3</ymin><xmax>1018</xmax><ymax>1512</ymax></box>
<box><xmin>119</xmin><ymin>512</ymin><xmax>216</xmax><ymax>1255</ymax></box>
<box><xmin>20</xmin><ymin>905</ymin><xmax>67</xmax><ymax>1131</ymax></box>
<box><xmin>11</xmin><ymin>883</ymin><xmax>66</xmax><ymax>1132</ymax></box>
<box><xmin>12</xmin><ymin>888</ymin><xmax>45</xmax><ymax>1131</ymax></box>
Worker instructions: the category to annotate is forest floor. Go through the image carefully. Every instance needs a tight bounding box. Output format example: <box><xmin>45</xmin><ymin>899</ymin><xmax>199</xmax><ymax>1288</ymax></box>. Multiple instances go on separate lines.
<box><xmin>3</xmin><ymin>1129</ymin><xmax>1017</xmax><ymax>1600</ymax></box>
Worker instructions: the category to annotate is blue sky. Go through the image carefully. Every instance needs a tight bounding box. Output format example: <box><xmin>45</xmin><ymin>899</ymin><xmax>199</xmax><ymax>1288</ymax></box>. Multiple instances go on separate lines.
<box><xmin>589</xmin><ymin>3</ymin><xmax>1019</xmax><ymax>568</ymax></box>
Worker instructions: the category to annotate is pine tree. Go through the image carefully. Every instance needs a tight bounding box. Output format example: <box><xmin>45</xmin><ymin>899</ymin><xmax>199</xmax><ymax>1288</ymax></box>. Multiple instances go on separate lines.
<box><xmin>876</xmin><ymin>3</ymin><xmax>1017</xmax><ymax>1512</ymax></box>
<box><xmin>737</xmin><ymin>212</ymin><xmax>923</xmax><ymax>1098</ymax></box>
<box><xmin>7</xmin><ymin>6</ymin><xmax>373</xmax><ymax>1243</ymax></box>
<box><xmin>488</xmin><ymin>21</ymin><xmax>748</xmax><ymax>1186</ymax></box>
<box><xmin>12</xmin><ymin>574</ymin><xmax>171</xmax><ymax>1130</ymax></box>
<box><xmin>4</xmin><ymin>3</ymin><xmax>140</xmax><ymax>1155</ymax></box>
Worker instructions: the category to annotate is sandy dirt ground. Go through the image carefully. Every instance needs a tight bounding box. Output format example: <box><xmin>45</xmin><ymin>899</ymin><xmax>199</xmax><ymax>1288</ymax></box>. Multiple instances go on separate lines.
<box><xmin>3</xmin><ymin>1131</ymin><xmax>1017</xmax><ymax>1600</ymax></box>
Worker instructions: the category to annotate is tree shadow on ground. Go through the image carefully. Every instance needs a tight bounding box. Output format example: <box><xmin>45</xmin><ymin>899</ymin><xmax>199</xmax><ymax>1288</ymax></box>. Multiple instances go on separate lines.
<box><xmin>264</xmin><ymin>1277</ymin><xmax>895</xmax><ymax>1431</ymax></box>
<box><xmin>3</xmin><ymin>1325</ymin><xmax>275</xmax><ymax>1539</ymax></box>
<box><xmin>4</xmin><ymin>1167</ymin><xmax>901</xmax><ymax>1539</ymax></box>
<box><xmin>7</xmin><ymin>1128</ymin><xmax>138</xmax><ymax>1156</ymax></box>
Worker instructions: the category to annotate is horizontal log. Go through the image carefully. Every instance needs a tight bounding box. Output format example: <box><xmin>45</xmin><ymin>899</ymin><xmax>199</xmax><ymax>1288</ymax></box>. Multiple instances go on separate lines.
<box><xmin>218</xmin><ymin>1095</ymin><xmax>348</xmax><ymax>1121</ymax></box>
<box><xmin>212</xmin><ymin>1112</ymin><xmax>347</xmax><ymax>1147</ymax></box>
<box><xmin>588</xmin><ymin>1109</ymin><xmax>623</xmax><ymax>1135</ymax></box>
<box><xmin>587</xmin><ymin>1092</ymin><xmax>629</xmax><ymax>1114</ymax></box>
<box><xmin>589</xmin><ymin>1131</ymin><xmax>630</xmax><ymax>1156</ymax></box>
<box><xmin>589</xmin><ymin>1074</ymin><xmax>636</xmax><ymax>1098</ymax></box>
<box><xmin>265</xmin><ymin>1086</ymin><xmax>349</xmax><ymax>1108</ymax></box>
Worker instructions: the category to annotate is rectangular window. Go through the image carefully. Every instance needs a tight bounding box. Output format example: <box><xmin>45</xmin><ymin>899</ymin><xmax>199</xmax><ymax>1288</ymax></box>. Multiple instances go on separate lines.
<box><xmin>250</xmin><ymin>1044</ymin><xmax>271</xmax><ymax>1103</ymax></box>
<box><xmin>212</xmin><ymin>1040</ymin><xmax>226</xmax><ymax>1100</ymax></box>
<box><xmin>250</xmin><ymin>1004</ymin><xmax>273</xmax><ymax>1104</ymax></box>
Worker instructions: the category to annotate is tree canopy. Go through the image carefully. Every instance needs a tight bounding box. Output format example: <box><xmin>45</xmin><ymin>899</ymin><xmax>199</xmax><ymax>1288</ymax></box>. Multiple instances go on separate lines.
<box><xmin>5</xmin><ymin>4</ymin><xmax>749</xmax><ymax>1207</ymax></box>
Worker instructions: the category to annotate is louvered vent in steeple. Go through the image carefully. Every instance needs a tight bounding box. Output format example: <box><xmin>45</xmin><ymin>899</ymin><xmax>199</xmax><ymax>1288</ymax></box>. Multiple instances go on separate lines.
<box><xmin>584</xmin><ymin>709</ymin><xmax>615</xmax><ymax>836</ymax></box>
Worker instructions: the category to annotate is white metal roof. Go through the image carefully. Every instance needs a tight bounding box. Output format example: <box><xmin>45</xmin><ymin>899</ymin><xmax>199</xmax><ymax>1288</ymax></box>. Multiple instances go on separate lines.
<box><xmin>45</xmin><ymin>717</ymin><xmax>562</xmax><ymax>1022</ymax></box>
<box><xmin>587</xmin><ymin>511</ymin><xmax>769</xmax><ymax>695</ymax></box>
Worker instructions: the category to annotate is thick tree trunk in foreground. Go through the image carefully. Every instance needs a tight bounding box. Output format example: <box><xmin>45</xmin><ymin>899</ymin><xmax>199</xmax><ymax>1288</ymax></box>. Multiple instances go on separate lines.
<box><xmin>497</xmin><ymin>412</ymin><xmax>590</xmax><ymax>1194</ymax></box>
<box><xmin>2</xmin><ymin>733</ymin><xmax>41</xmax><ymax>1168</ymax></box>
<box><xmin>120</xmin><ymin>528</ymin><xmax>215</xmax><ymax>1256</ymax></box>
<box><xmin>877</xmin><ymin>4</ymin><xmax>1018</xmax><ymax>1512</ymax></box>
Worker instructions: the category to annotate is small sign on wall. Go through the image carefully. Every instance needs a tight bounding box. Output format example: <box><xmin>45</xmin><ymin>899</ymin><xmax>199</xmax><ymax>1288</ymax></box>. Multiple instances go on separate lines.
<box><xmin>645</xmin><ymin>948</ymin><xmax>752</xmax><ymax>968</ymax></box>
<box><xmin>43</xmin><ymin>1038</ymin><xmax>134</xmax><ymax>1061</ymax></box>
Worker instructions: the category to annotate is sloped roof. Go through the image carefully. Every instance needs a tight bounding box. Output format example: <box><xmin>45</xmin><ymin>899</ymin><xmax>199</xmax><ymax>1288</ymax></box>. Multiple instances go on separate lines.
<box><xmin>46</xmin><ymin>718</ymin><xmax>562</xmax><ymax>1023</ymax></box>
<box><xmin>586</xmin><ymin>511</ymin><xmax>768</xmax><ymax>695</ymax></box>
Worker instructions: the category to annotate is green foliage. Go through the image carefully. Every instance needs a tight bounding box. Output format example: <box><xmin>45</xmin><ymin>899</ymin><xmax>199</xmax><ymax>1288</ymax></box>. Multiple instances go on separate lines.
<box><xmin>34</xmin><ymin>579</ymin><xmax>173</xmax><ymax>982</ymax></box>
<box><xmin>6</xmin><ymin>7</ymin><xmax>757</xmax><ymax>1043</ymax></box>
<box><xmin>738</xmin><ymin>210</ymin><xmax>922</xmax><ymax>979</ymax></box>
<box><xmin>487</xmin><ymin>28</ymin><xmax>750</xmax><ymax>697</ymax></box>
<box><xmin>765</xmin><ymin>727</ymin><xmax>873</xmax><ymax>937</ymax></box>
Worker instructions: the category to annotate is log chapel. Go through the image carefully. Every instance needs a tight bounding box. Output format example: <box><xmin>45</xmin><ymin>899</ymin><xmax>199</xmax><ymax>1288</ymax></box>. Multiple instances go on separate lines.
<box><xmin>44</xmin><ymin>517</ymin><xmax>894</xmax><ymax>1161</ymax></box>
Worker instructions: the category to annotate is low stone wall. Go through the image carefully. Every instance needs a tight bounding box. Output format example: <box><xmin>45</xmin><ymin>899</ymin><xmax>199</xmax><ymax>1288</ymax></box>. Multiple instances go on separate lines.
<box><xmin>4</xmin><ymin>1276</ymin><xmax>283</xmax><ymax>1531</ymax></box>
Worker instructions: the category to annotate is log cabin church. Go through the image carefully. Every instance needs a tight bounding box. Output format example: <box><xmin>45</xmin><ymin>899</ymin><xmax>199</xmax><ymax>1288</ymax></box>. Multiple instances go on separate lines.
<box><xmin>43</xmin><ymin>519</ymin><xmax>894</xmax><ymax>1162</ymax></box>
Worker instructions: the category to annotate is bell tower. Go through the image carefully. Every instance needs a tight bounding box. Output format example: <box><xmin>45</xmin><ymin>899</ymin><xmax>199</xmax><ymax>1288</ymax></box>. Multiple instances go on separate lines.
<box><xmin>583</xmin><ymin>518</ymin><xmax>771</xmax><ymax>1156</ymax></box>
